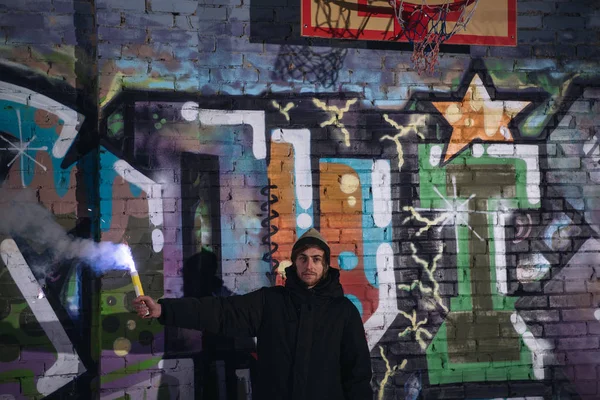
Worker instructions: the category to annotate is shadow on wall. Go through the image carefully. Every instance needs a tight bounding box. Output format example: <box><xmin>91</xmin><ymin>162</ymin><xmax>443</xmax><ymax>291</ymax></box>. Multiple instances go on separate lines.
<box><xmin>180</xmin><ymin>250</ymin><xmax>257</xmax><ymax>400</ymax></box>
<box><xmin>273</xmin><ymin>45</ymin><xmax>348</xmax><ymax>88</ymax></box>
<box><xmin>250</xmin><ymin>0</ymin><xmax>356</xmax><ymax>87</ymax></box>
<box><xmin>183</xmin><ymin>249</ymin><xmax>233</xmax><ymax>299</ymax></box>
<box><xmin>250</xmin><ymin>0</ymin><xmax>469</xmax><ymax>86</ymax></box>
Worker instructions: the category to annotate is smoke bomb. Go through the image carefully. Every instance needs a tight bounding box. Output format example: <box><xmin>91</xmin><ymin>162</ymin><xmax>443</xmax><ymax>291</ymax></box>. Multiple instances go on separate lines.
<box><xmin>0</xmin><ymin>189</ymin><xmax>136</xmax><ymax>277</ymax></box>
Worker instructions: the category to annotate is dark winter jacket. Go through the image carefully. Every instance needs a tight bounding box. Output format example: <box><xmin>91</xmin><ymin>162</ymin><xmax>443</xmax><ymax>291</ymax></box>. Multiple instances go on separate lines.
<box><xmin>157</xmin><ymin>266</ymin><xmax>373</xmax><ymax>400</ymax></box>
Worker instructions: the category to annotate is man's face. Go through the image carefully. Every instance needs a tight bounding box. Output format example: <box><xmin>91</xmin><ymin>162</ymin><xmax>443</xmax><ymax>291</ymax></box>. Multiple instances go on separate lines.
<box><xmin>294</xmin><ymin>246</ymin><xmax>326</xmax><ymax>288</ymax></box>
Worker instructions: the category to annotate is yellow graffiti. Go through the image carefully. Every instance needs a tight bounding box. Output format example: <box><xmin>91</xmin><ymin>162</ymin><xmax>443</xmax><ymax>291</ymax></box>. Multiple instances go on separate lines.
<box><xmin>271</xmin><ymin>100</ymin><xmax>295</xmax><ymax>121</ymax></box>
<box><xmin>378</xmin><ymin>346</ymin><xmax>407</xmax><ymax>400</ymax></box>
<box><xmin>101</xmin><ymin>71</ymin><xmax>124</xmax><ymax>108</ymax></box>
<box><xmin>379</xmin><ymin>114</ymin><xmax>427</xmax><ymax>169</ymax></box>
<box><xmin>402</xmin><ymin>206</ymin><xmax>449</xmax><ymax>236</ymax></box>
<box><xmin>312</xmin><ymin>98</ymin><xmax>358</xmax><ymax>147</ymax></box>
<box><xmin>397</xmin><ymin>280</ymin><xmax>433</xmax><ymax>296</ymax></box>
<box><xmin>398</xmin><ymin>309</ymin><xmax>432</xmax><ymax>350</ymax></box>
<box><xmin>407</xmin><ymin>243</ymin><xmax>448</xmax><ymax>312</ymax></box>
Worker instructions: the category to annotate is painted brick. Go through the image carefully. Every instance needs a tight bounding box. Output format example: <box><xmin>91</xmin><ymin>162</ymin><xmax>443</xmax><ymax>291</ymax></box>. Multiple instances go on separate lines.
<box><xmin>53</xmin><ymin>1</ymin><xmax>76</xmax><ymax>13</ymax></box>
<box><xmin>126</xmin><ymin>13</ymin><xmax>175</xmax><ymax>27</ymax></box>
<box><xmin>6</xmin><ymin>29</ymin><xmax>62</xmax><ymax>44</ymax></box>
<box><xmin>469</xmin><ymin>45</ymin><xmax>488</xmax><ymax>58</ymax></box>
<box><xmin>544</xmin><ymin>16</ymin><xmax>587</xmax><ymax>30</ymax></box>
<box><xmin>518</xmin><ymin>30</ymin><xmax>556</xmax><ymax>44</ymax></box>
<box><xmin>228</xmin><ymin>6</ymin><xmax>250</xmax><ymax>21</ymax></box>
<box><xmin>518</xmin><ymin>1</ymin><xmax>556</xmax><ymax>14</ymax></box>
<box><xmin>344</xmin><ymin>49</ymin><xmax>383</xmax><ymax>70</ymax></box>
<box><xmin>97</xmin><ymin>0</ymin><xmax>146</xmax><ymax>11</ymax></box>
<box><xmin>149</xmin><ymin>29</ymin><xmax>198</xmax><ymax>46</ymax></box>
<box><xmin>556</xmin><ymin>336</ymin><xmax>600</xmax><ymax>350</ymax></box>
<box><xmin>197</xmin><ymin>37</ymin><xmax>217</xmax><ymax>53</ymax></box>
<box><xmin>97</xmin><ymin>11</ymin><xmax>123</xmax><ymax>27</ymax></box>
<box><xmin>536</xmin><ymin>44</ymin><xmax>577</xmax><ymax>58</ymax></box>
<box><xmin>97</xmin><ymin>43</ymin><xmax>123</xmax><ymax>58</ymax></box>
<box><xmin>212</xmin><ymin>66</ymin><xmax>259</xmax><ymax>83</ymax></box>
<box><xmin>547</xmin><ymin>157</ymin><xmax>582</xmax><ymax>169</ymax></box>
<box><xmin>98</xmin><ymin>26</ymin><xmax>147</xmax><ymax>44</ymax></box>
<box><xmin>519</xmin><ymin>15</ymin><xmax>543</xmax><ymax>29</ymax></box>
<box><xmin>274</xmin><ymin>6</ymin><xmax>299</xmax><ymax>23</ymax></box>
<box><xmin>215</xmin><ymin>36</ymin><xmax>258</xmax><ymax>53</ymax></box>
<box><xmin>350</xmin><ymin>69</ymin><xmax>389</xmax><ymax>84</ymax></box>
<box><xmin>61</xmin><ymin>29</ymin><xmax>79</xmax><ymax>45</ymax></box>
<box><xmin>250</xmin><ymin>7</ymin><xmax>274</xmax><ymax>22</ymax></box>
<box><xmin>250</xmin><ymin>21</ymin><xmax>290</xmax><ymax>38</ymax></box>
<box><xmin>589</xmin><ymin>12</ymin><xmax>600</xmax><ymax>28</ymax></box>
<box><xmin>0</xmin><ymin>0</ymin><xmax>53</xmax><ymax>11</ymax></box>
<box><xmin>175</xmin><ymin>15</ymin><xmax>193</xmax><ymax>30</ymax></box>
<box><xmin>202</xmin><ymin>0</ymin><xmax>239</xmax><ymax>4</ymax></box>
<box><xmin>229</xmin><ymin>21</ymin><xmax>245</xmax><ymax>37</ymax></box>
<box><xmin>0</xmin><ymin>13</ymin><xmax>45</xmax><ymax>27</ymax></box>
<box><xmin>567</xmin><ymin>351</ymin><xmax>600</xmax><ymax>365</ymax></box>
<box><xmin>545</xmin><ymin>322</ymin><xmax>588</xmax><ymax>337</ymax></box>
<box><xmin>519</xmin><ymin>310</ymin><xmax>561</xmax><ymax>322</ymax></box>
<box><xmin>557</xmin><ymin>30</ymin><xmax>593</xmax><ymax>44</ymax></box>
<box><xmin>577</xmin><ymin>45</ymin><xmax>600</xmax><ymax>59</ymax></box>
<box><xmin>489</xmin><ymin>45</ymin><xmax>533</xmax><ymax>58</ymax></box>
<box><xmin>200</xmin><ymin>21</ymin><xmax>239</xmax><ymax>36</ymax></box>
<box><xmin>150</xmin><ymin>0</ymin><xmax>198</xmax><ymax>13</ymax></box>
<box><xmin>197</xmin><ymin>6</ymin><xmax>228</xmax><ymax>20</ymax></box>
<box><xmin>556</xmin><ymin>2</ymin><xmax>593</xmax><ymax>15</ymax></box>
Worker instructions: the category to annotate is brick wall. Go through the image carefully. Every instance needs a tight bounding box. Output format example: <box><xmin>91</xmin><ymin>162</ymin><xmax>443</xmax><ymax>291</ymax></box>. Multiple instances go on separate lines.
<box><xmin>1</xmin><ymin>0</ymin><xmax>600</xmax><ymax>399</ymax></box>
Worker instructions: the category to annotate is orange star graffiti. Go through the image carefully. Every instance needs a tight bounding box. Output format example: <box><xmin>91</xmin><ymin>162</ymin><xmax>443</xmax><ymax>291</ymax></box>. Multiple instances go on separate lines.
<box><xmin>433</xmin><ymin>75</ymin><xmax>530</xmax><ymax>163</ymax></box>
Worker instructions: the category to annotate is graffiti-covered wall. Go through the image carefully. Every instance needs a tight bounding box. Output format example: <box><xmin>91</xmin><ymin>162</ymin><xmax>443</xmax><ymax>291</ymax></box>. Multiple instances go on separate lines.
<box><xmin>0</xmin><ymin>0</ymin><xmax>599</xmax><ymax>399</ymax></box>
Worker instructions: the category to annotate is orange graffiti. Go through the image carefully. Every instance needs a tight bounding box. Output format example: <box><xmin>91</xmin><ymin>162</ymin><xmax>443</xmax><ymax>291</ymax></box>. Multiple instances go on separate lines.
<box><xmin>432</xmin><ymin>75</ymin><xmax>529</xmax><ymax>163</ymax></box>
<box><xmin>319</xmin><ymin>162</ymin><xmax>378</xmax><ymax>322</ymax></box>
<box><xmin>268</xmin><ymin>142</ymin><xmax>297</xmax><ymax>286</ymax></box>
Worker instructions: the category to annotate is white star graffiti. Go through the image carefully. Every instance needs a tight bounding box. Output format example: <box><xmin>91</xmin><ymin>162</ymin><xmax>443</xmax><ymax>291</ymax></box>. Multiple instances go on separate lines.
<box><xmin>0</xmin><ymin>109</ymin><xmax>48</xmax><ymax>187</ymax></box>
<box><xmin>403</xmin><ymin>175</ymin><xmax>497</xmax><ymax>242</ymax></box>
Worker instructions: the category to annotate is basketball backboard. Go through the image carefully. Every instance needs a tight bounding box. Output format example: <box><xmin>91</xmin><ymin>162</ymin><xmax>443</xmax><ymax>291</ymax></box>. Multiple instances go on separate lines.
<box><xmin>301</xmin><ymin>0</ymin><xmax>516</xmax><ymax>46</ymax></box>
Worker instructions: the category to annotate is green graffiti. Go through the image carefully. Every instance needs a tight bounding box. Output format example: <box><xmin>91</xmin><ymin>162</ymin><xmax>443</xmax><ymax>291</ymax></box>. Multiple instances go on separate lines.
<box><xmin>416</xmin><ymin>144</ymin><xmax>540</xmax><ymax>384</ymax></box>
<box><xmin>0</xmin><ymin>369</ymin><xmax>40</xmax><ymax>397</ymax></box>
<box><xmin>100</xmin><ymin>356</ymin><xmax>162</xmax><ymax>385</ymax></box>
<box><xmin>107</xmin><ymin>112</ymin><xmax>125</xmax><ymax>139</ymax></box>
<box><xmin>100</xmin><ymin>275</ymin><xmax>163</xmax><ymax>352</ymax></box>
<box><xmin>152</xmin><ymin>113</ymin><xmax>167</xmax><ymax>130</ymax></box>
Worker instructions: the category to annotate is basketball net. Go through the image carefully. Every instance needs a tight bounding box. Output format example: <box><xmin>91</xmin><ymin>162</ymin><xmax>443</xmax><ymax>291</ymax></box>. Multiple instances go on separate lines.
<box><xmin>388</xmin><ymin>0</ymin><xmax>480</xmax><ymax>74</ymax></box>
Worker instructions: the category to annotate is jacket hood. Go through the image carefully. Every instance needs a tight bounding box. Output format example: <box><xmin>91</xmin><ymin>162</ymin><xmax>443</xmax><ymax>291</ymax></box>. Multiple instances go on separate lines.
<box><xmin>284</xmin><ymin>265</ymin><xmax>344</xmax><ymax>298</ymax></box>
<box><xmin>291</xmin><ymin>228</ymin><xmax>331</xmax><ymax>267</ymax></box>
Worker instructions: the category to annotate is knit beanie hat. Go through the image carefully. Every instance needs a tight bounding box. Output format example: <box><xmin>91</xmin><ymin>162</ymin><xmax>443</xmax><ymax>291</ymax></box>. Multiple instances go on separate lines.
<box><xmin>291</xmin><ymin>228</ymin><xmax>331</xmax><ymax>268</ymax></box>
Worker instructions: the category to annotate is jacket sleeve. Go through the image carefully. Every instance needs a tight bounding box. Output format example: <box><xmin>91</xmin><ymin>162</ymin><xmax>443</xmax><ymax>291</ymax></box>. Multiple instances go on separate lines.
<box><xmin>340</xmin><ymin>302</ymin><xmax>373</xmax><ymax>400</ymax></box>
<box><xmin>157</xmin><ymin>288</ymin><xmax>264</xmax><ymax>337</ymax></box>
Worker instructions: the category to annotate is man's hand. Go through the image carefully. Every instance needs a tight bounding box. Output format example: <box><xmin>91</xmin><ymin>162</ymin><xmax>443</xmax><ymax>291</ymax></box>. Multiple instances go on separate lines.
<box><xmin>133</xmin><ymin>296</ymin><xmax>161</xmax><ymax>319</ymax></box>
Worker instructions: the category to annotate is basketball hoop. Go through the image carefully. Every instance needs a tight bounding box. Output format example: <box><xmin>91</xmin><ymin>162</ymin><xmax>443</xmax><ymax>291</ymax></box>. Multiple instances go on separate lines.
<box><xmin>388</xmin><ymin>0</ymin><xmax>479</xmax><ymax>74</ymax></box>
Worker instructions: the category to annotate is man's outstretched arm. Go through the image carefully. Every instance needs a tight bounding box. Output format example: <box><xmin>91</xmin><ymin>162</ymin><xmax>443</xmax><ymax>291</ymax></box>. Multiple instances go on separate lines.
<box><xmin>133</xmin><ymin>290</ymin><xmax>264</xmax><ymax>337</ymax></box>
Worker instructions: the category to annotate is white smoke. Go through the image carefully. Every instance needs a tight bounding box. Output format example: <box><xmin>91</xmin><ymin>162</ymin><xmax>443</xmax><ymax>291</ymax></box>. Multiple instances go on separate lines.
<box><xmin>0</xmin><ymin>189</ymin><xmax>135</xmax><ymax>277</ymax></box>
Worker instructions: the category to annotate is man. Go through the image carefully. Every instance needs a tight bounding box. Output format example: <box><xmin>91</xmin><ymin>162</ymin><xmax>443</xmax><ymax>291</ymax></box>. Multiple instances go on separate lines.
<box><xmin>134</xmin><ymin>228</ymin><xmax>373</xmax><ymax>400</ymax></box>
